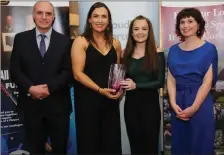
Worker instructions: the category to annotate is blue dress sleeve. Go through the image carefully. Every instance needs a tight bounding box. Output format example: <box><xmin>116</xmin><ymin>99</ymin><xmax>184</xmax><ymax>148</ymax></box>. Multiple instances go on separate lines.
<box><xmin>203</xmin><ymin>44</ymin><xmax>218</xmax><ymax>87</ymax></box>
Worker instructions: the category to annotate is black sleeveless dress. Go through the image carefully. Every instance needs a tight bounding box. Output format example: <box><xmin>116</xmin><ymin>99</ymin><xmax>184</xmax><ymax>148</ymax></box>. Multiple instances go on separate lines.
<box><xmin>74</xmin><ymin>43</ymin><xmax>122</xmax><ymax>154</ymax></box>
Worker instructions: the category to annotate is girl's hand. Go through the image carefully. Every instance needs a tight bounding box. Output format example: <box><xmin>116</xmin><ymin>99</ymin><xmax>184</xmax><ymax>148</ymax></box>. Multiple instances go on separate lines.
<box><xmin>120</xmin><ymin>78</ymin><xmax>136</xmax><ymax>91</ymax></box>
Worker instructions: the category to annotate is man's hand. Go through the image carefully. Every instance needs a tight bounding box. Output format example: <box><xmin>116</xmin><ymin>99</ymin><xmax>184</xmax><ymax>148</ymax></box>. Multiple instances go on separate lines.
<box><xmin>28</xmin><ymin>84</ymin><xmax>50</xmax><ymax>100</ymax></box>
<box><xmin>39</xmin><ymin>84</ymin><xmax>50</xmax><ymax>99</ymax></box>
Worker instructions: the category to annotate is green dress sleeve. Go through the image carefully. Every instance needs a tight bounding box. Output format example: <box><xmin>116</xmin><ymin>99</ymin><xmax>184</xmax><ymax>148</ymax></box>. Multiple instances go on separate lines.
<box><xmin>136</xmin><ymin>52</ymin><xmax>165</xmax><ymax>89</ymax></box>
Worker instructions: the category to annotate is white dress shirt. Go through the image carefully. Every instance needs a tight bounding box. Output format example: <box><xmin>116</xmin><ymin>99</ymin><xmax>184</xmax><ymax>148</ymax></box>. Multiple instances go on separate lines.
<box><xmin>35</xmin><ymin>27</ymin><xmax>52</xmax><ymax>51</ymax></box>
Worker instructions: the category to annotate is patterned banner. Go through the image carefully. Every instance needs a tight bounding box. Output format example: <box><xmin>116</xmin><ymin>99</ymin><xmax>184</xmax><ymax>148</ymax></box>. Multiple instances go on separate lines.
<box><xmin>161</xmin><ymin>4</ymin><xmax>224</xmax><ymax>155</ymax></box>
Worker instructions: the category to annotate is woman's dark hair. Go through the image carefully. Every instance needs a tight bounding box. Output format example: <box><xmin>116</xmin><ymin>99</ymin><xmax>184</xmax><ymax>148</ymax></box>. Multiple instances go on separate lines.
<box><xmin>175</xmin><ymin>8</ymin><xmax>206</xmax><ymax>41</ymax></box>
<box><xmin>123</xmin><ymin>15</ymin><xmax>157</xmax><ymax>72</ymax></box>
<box><xmin>82</xmin><ymin>2</ymin><xmax>113</xmax><ymax>47</ymax></box>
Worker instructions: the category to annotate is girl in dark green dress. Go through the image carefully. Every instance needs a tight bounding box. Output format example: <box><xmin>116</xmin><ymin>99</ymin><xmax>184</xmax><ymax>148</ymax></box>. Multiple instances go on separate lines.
<box><xmin>121</xmin><ymin>15</ymin><xmax>165</xmax><ymax>154</ymax></box>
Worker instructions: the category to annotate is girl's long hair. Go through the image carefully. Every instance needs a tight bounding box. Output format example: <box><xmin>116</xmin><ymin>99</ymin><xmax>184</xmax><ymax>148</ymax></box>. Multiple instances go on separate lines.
<box><xmin>123</xmin><ymin>15</ymin><xmax>157</xmax><ymax>72</ymax></box>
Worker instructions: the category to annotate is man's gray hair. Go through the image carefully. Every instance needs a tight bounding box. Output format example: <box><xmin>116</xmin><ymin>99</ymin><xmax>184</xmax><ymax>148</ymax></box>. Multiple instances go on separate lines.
<box><xmin>33</xmin><ymin>1</ymin><xmax>55</xmax><ymax>14</ymax></box>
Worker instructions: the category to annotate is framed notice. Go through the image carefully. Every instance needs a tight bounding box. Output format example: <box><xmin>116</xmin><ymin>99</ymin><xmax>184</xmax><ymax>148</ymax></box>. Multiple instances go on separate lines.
<box><xmin>2</xmin><ymin>33</ymin><xmax>15</xmax><ymax>52</ymax></box>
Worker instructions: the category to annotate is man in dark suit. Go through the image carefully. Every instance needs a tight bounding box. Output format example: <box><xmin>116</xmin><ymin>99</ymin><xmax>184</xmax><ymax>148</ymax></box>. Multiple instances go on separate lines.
<box><xmin>2</xmin><ymin>15</ymin><xmax>13</xmax><ymax>33</ymax></box>
<box><xmin>10</xmin><ymin>1</ymin><xmax>72</xmax><ymax>154</ymax></box>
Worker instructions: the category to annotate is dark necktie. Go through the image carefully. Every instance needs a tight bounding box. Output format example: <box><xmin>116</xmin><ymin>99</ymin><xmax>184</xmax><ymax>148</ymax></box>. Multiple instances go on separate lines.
<box><xmin>39</xmin><ymin>34</ymin><xmax>46</xmax><ymax>57</ymax></box>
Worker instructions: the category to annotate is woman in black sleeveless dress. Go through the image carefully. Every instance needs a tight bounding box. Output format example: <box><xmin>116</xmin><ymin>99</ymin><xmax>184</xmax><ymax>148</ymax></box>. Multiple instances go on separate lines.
<box><xmin>71</xmin><ymin>2</ymin><xmax>122</xmax><ymax>154</ymax></box>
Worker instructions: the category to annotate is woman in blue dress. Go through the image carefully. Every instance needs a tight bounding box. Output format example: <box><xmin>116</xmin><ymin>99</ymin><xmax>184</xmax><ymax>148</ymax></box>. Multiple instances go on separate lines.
<box><xmin>167</xmin><ymin>8</ymin><xmax>218</xmax><ymax>155</ymax></box>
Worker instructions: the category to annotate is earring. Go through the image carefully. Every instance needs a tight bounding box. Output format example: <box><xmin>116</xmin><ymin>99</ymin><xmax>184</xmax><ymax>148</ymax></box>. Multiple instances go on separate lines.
<box><xmin>197</xmin><ymin>29</ymin><xmax>200</xmax><ymax>34</ymax></box>
<box><xmin>107</xmin><ymin>27</ymin><xmax>109</xmax><ymax>31</ymax></box>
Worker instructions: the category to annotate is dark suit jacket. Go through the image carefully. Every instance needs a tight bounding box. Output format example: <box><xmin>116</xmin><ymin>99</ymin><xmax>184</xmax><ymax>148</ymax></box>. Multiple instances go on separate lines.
<box><xmin>2</xmin><ymin>26</ymin><xmax>14</xmax><ymax>33</ymax></box>
<box><xmin>10</xmin><ymin>28</ymin><xmax>72</xmax><ymax>114</ymax></box>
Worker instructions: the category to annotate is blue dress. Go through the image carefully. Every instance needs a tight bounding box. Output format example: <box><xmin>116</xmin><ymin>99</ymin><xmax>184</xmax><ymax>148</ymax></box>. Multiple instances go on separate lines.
<box><xmin>168</xmin><ymin>41</ymin><xmax>218</xmax><ymax>155</ymax></box>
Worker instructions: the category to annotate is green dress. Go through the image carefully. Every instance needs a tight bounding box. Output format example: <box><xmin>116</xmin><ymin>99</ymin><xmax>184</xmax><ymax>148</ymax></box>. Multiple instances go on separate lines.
<box><xmin>124</xmin><ymin>52</ymin><xmax>165</xmax><ymax>154</ymax></box>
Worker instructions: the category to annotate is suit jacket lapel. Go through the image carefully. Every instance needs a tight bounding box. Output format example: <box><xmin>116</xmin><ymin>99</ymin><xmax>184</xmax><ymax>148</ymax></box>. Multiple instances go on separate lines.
<box><xmin>44</xmin><ymin>29</ymin><xmax>56</xmax><ymax>57</ymax></box>
<box><xmin>30</xmin><ymin>28</ymin><xmax>43</xmax><ymax>59</ymax></box>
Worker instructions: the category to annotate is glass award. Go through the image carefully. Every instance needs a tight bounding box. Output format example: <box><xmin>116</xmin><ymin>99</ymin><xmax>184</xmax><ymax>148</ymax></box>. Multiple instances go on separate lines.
<box><xmin>108</xmin><ymin>64</ymin><xmax>126</xmax><ymax>95</ymax></box>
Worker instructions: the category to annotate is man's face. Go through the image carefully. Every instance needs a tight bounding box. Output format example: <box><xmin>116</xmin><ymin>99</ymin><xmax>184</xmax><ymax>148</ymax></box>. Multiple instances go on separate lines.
<box><xmin>33</xmin><ymin>1</ymin><xmax>55</xmax><ymax>30</ymax></box>
<box><xmin>6</xmin><ymin>16</ymin><xmax>13</xmax><ymax>27</ymax></box>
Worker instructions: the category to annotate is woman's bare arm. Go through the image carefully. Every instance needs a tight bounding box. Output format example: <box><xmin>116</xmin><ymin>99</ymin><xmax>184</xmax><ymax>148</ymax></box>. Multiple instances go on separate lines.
<box><xmin>71</xmin><ymin>36</ymin><xmax>100</xmax><ymax>92</ymax></box>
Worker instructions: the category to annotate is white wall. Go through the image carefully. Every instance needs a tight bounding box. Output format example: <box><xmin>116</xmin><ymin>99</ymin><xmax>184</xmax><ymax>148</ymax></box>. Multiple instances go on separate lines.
<box><xmin>7</xmin><ymin>1</ymin><xmax>69</xmax><ymax>6</ymax></box>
